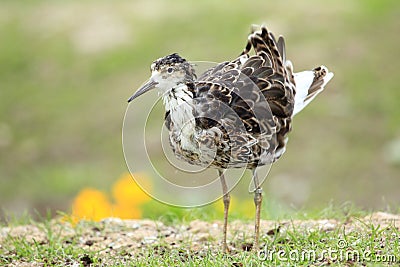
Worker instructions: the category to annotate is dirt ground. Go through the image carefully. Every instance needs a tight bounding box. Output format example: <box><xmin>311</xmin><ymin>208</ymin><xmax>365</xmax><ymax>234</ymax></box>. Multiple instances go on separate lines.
<box><xmin>1</xmin><ymin>212</ymin><xmax>399</xmax><ymax>265</ymax></box>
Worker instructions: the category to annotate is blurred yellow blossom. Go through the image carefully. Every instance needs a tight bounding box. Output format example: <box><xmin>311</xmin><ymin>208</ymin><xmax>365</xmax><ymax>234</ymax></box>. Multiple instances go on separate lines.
<box><xmin>69</xmin><ymin>172</ymin><xmax>256</xmax><ymax>223</ymax></box>
<box><xmin>213</xmin><ymin>195</ymin><xmax>254</xmax><ymax>219</ymax></box>
<box><xmin>111</xmin><ymin>204</ymin><xmax>142</xmax><ymax>219</ymax></box>
<box><xmin>69</xmin><ymin>172</ymin><xmax>152</xmax><ymax>223</ymax></box>
<box><xmin>71</xmin><ymin>188</ymin><xmax>113</xmax><ymax>222</ymax></box>
<box><xmin>112</xmin><ymin>173</ymin><xmax>151</xmax><ymax>205</ymax></box>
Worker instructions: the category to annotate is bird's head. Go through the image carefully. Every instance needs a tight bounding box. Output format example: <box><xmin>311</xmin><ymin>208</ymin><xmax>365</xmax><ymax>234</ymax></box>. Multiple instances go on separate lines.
<box><xmin>128</xmin><ymin>53</ymin><xmax>196</xmax><ymax>102</ymax></box>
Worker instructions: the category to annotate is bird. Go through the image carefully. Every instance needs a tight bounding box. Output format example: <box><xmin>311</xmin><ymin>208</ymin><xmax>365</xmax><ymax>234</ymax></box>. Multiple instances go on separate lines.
<box><xmin>127</xmin><ymin>25</ymin><xmax>333</xmax><ymax>252</ymax></box>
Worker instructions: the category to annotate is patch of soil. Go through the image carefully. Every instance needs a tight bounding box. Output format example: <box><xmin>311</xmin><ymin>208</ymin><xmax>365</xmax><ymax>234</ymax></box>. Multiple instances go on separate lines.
<box><xmin>1</xmin><ymin>212</ymin><xmax>399</xmax><ymax>265</ymax></box>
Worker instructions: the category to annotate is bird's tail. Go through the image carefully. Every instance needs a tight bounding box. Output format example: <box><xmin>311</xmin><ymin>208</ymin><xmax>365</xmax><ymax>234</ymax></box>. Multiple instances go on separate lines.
<box><xmin>292</xmin><ymin>66</ymin><xmax>334</xmax><ymax>116</ymax></box>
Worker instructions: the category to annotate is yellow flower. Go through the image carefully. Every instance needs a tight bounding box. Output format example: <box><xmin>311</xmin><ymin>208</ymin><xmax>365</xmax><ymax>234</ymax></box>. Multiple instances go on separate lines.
<box><xmin>68</xmin><ymin>172</ymin><xmax>153</xmax><ymax>223</ymax></box>
<box><xmin>71</xmin><ymin>188</ymin><xmax>113</xmax><ymax>222</ymax></box>
<box><xmin>236</xmin><ymin>198</ymin><xmax>255</xmax><ymax>219</ymax></box>
<box><xmin>112</xmin><ymin>172</ymin><xmax>151</xmax><ymax>205</ymax></box>
<box><xmin>213</xmin><ymin>195</ymin><xmax>254</xmax><ymax>219</ymax></box>
<box><xmin>111</xmin><ymin>204</ymin><xmax>142</xmax><ymax>219</ymax></box>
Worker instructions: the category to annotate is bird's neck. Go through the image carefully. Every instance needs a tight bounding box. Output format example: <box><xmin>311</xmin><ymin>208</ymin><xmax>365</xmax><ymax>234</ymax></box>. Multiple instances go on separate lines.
<box><xmin>162</xmin><ymin>82</ymin><xmax>194</xmax><ymax>111</ymax></box>
<box><xmin>162</xmin><ymin>83</ymin><xmax>197</xmax><ymax>151</ymax></box>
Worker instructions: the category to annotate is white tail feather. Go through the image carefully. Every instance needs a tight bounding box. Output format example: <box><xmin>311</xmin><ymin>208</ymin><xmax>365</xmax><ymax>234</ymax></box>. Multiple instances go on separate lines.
<box><xmin>292</xmin><ymin>65</ymin><xmax>333</xmax><ymax>116</ymax></box>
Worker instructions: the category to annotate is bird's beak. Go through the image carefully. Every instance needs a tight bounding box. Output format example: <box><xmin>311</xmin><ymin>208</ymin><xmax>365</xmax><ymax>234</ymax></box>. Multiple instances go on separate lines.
<box><xmin>128</xmin><ymin>79</ymin><xmax>158</xmax><ymax>102</ymax></box>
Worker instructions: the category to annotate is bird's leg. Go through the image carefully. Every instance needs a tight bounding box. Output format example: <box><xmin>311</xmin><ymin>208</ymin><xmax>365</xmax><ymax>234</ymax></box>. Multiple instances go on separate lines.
<box><xmin>219</xmin><ymin>169</ymin><xmax>230</xmax><ymax>252</ymax></box>
<box><xmin>252</xmin><ymin>169</ymin><xmax>262</xmax><ymax>250</ymax></box>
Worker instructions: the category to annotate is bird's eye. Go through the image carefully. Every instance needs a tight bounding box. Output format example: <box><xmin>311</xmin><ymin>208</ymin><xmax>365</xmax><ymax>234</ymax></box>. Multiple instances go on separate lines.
<box><xmin>167</xmin><ymin>67</ymin><xmax>174</xmax><ymax>73</ymax></box>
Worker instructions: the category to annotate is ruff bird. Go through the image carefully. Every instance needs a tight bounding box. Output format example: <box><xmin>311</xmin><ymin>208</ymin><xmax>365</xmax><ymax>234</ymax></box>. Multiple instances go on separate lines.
<box><xmin>128</xmin><ymin>25</ymin><xmax>333</xmax><ymax>252</ymax></box>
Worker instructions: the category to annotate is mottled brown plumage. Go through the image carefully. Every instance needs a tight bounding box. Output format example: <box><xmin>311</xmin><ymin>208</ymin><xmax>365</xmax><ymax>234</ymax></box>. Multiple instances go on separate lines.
<box><xmin>128</xmin><ymin>25</ymin><xmax>334</xmax><ymax>252</ymax></box>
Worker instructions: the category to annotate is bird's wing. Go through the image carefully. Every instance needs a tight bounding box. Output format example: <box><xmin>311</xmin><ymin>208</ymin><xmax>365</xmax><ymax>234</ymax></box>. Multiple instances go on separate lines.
<box><xmin>239</xmin><ymin>26</ymin><xmax>296</xmax><ymax>158</ymax></box>
<box><xmin>240</xmin><ymin>26</ymin><xmax>295</xmax><ymax>117</ymax></box>
<box><xmin>195</xmin><ymin>26</ymin><xmax>296</xmax><ymax>160</ymax></box>
<box><xmin>195</xmin><ymin>62</ymin><xmax>275</xmax><ymax>136</ymax></box>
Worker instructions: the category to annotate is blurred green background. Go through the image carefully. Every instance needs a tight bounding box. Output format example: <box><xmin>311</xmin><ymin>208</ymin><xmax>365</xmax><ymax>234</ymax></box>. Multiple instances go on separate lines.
<box><xmin>1</xmin><ymin>0</ymin><xmax>399</xmax><ymax>221</ymax></box>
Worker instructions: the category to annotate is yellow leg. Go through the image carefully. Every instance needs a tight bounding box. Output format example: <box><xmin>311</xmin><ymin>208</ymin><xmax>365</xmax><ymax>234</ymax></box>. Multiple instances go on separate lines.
<box><xmin>252</xmin><ymin>169</ymin><xmax>262</xmax><ymax>250</ymax></box>
<box><xmin>219</xmin><ymin>170</ymin><xmax>230</xmax><ymax>252</ymax></box>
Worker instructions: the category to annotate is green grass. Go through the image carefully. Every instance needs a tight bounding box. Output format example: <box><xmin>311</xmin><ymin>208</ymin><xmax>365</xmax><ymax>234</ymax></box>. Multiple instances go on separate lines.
<box><xmin>1</xmin><ymin>222</ymin><xmax>95</xmax><ymax>266</ymax></box>
<box><xmin>1</xmin><ymin>209</ymin><xmax>399</xmax><ymax>266</ymax></box>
